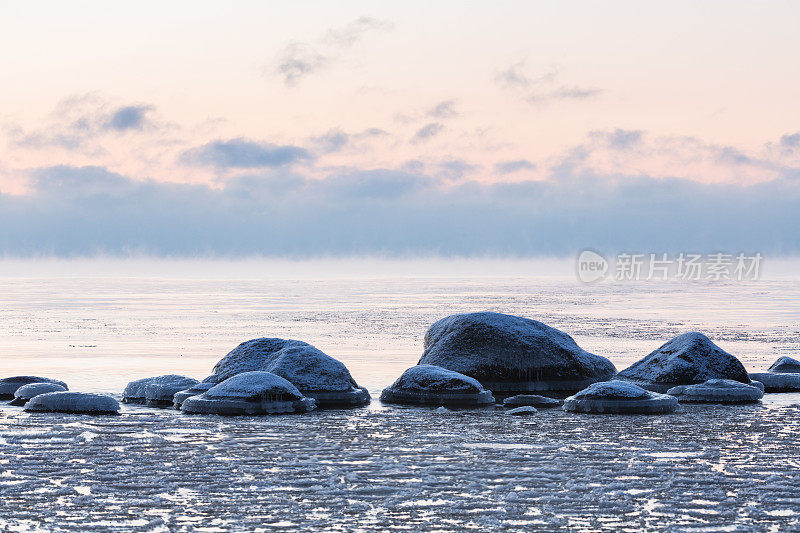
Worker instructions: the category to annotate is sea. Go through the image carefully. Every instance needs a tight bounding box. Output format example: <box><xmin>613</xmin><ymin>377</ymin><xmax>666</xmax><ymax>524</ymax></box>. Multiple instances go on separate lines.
<box><xmin>1</xmin><ymin>258</ymin><xmax>799</xmax><ymax>532</ymax></box>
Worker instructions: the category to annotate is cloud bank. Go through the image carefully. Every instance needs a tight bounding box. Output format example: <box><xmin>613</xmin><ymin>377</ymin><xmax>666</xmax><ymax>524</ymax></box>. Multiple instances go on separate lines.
<box><xmin>2</xmin><ymin>164</ymin><xmax>799</xmax><ymax>257</ymax></box>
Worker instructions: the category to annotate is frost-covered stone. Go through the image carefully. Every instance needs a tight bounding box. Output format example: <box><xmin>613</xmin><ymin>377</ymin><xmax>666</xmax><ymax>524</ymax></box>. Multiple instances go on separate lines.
<box><xmin>563</xmin><ymin>381</ymin><xmax>678</xmax><ymax>414</ymax></box>
<box><xmin>667</xmin><ymin>379</ymin><xmax>763</xmax><ymax>403</ymax></box>
<box><xmin>208</xmin><ymin>338</ymin><xmax>370</xmax><ymax>407</ymax></box>
<box><xmin>25</xmin><ymin>392</ymin><xmax>120</xmax><ymax>415</ymax></box>
<box><xmin>380</xmin><ymin>365</ymin><xmax>495</xmax><ymax>406</ymax></box>
<box><xmin>767</xmin><ymin>356</ymin><xmax>800</xmax><ymax>374</ymax></box>
<box><xmin>181</xmin><ymin>371</ymin><xmax>316</xmax><ymax>415</ymax></box>
<box><xmin>503</xmin><ymin>394</ymin><xmax>562</xmax><ymax>408</ymax></box>
<box><xmin>9</xmin><ymin>382</ymin><xmax>67</xmax><ymax>406</ymax></box>
<box><xmin>507</xmin><ymin>406</ymin><xmax>537</xmax><ymax>416</ymax></box>
<box><xmin>123</xmin><ymin>375</ymin><xmax>199</xmax><ymax>406</ymax></box>
<box><xmin>172</xmin><ymin>381</ymin><xmax>215</xmax><ymax>408</ymax></box>
<box><xmin>0</xmin><ymin>376</ymin><xmax>68</xmax><ymax>400</ymax></box>
<box><xmin>617</xmin><ymin>332</ymin><xmax>750</xmax><ymax>392</ymax></box>
<box><xmin>748</xmin><ymin>372</ymin><xmax>800</xmax><ymax>392</ymax></box>
<box><xmin>418</xmin><ymin>312</ymin><xmax>617</xmax><ymax>394</ymax></box>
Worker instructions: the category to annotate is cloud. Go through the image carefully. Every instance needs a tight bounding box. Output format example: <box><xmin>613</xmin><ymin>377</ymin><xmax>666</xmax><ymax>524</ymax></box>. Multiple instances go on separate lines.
<box><xmin>180</xmin><ymin>138</ymin><xmax>312</xmax><ymax>169</ymax></box>
<box><xmin>4</xmin><ymin>164</ymin><xmax>800</xmax><ymax>257</ymax></box>
<box><xmin>589</xmin><ymin>129</ymin><xmax>644</xmax><ymax>150</ymax></box>
<box><xmin>780</xmin><ymin>132</ymin><xmax>800</xmax><ymax>148</ymax></box>
<box><xmin>274</xmin><ymin>17</ymin><xmax>393</xmax><ymax>86</ymax></box>
<box><xmin>105</xmin><ymin>105</ymin><xmax>154</xmax><ymax>131</ymax></box>
<box><xmin>411</xmin><ymin>122</ymin><xmax>444</xmax><ymax>143</ymax></box>
<box><xmin>9</xmin><ymin>97</ymin><xmax>158</xmax><ymax>150</ymax></box>
<box><xmin>496</xmin><ymin>60</ymin><xmax>601</xmax><ymax>104</ymax></box>
<box><xmin>494</xmin><ymin>159</ymin><xmax>537</xmax><ymax>175</ymax></box>
<box><xmin>427</xmin><ymin>100</ymin><xmax>458</xmax><ymax>119</ymax></box>
<box><xmin>308</xmin><ymin>127</ymin><xmax>388</xmax><ymax>153</ymax></box>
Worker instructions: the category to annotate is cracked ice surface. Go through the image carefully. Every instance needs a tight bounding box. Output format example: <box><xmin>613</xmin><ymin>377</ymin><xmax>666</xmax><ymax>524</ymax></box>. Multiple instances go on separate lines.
<box><xmin>2</xmin><ymin>397</ymin><xmax>800</xmax><ymax>532</ymax></box>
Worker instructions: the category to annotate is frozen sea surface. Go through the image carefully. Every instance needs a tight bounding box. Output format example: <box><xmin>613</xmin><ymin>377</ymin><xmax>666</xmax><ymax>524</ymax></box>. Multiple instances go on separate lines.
<box><xmin>2</xmin><ymin>398</ymin><xmax>800</xmax><ymax>532</ymax></box>
<box><xmin>1</xmin><ymin>259</ymin><xmax>800</xmax><ymax>531</ymax></box>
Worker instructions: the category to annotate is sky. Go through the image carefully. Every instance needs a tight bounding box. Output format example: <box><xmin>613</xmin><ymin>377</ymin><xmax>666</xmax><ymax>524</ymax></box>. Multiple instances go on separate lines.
<box><xmin>1</xmin><ymin>1</ymin><xmax>799</xmax><ymax>257</ymax></box>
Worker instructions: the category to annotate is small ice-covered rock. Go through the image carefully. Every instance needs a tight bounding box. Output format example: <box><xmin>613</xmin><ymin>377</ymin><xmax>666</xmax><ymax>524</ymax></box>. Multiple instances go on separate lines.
<box><xmin>181</xmin><ymin>371</ymin><xmax>316</xmax><ymax>415</ymax></box>
<box><xmin>748</xmin><ymin>373</ymin><xmax>800</xmax><ymax>392</ymax></box>
<box><xmin>123</xmin><ymin>375</ymin><xmax>198</xmax><ymax>405</ymax></box>
<box><xmin>563</xmin><ymin>381</ymin><xmax>678</xmax><ymax>414</ymax></box>
<box><xmin>667</xmin><ymin>379</ymin><xmax>763</xmax><ymax>403</ymax></box>
<box><xmin>617</xmin><ymin>332</ymin><xmax>751</xmax><ymax>392</ymax></box>
<box><xmin>25</xmin><ymin>392</ymin><xmax>120</xmax><ymax>415</ymax></box>
<box><xmin>10</xmin><ymin>382</ymin><xmax>67</xmax><ymax>406</ymax></box>
<box><xmin>767</xmin><ymin>356</ymin><xmax>800</xmax><ymax>374</ymax></box>
<box><xmin>418</xmin><ymin>312</ymin><xmax>617</xmax><ymax>394</ymax></box>
<box><xmin>507</xmin><ymin>406</ymin><xmax>537</xmax><ymax>416</ymax></box>
<box><xmin>144</xmin><ymin>376</ymin><xmax>199</xmax><ymax>407</ymax></box>
<box><xmin>503</xmin><ymin>394</ymin><xmax>562</xmax><ymax>408</ymax></box>
<box><xmin>208</xmin><ymin>338</ymin><xmax>370</xmax><ymax>407</ymax></box>
<box><xmin>380</xmin><ymin>365</ymin><xmax>495</xmax><ymax>406</ymax></box>
<box><xmin>172</xmin><ymin>381</ymin><xmax>215</xmax><ymax>408</ymax></box>
<box><xmin>0</xmin><ymin>376</ymin><xmax>68</xmax><ymax>400</ymax></box>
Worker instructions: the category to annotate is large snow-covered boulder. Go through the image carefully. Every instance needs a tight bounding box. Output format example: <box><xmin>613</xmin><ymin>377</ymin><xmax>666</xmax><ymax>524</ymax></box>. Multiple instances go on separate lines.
<box><xmin>667</xmin><ymin>379</ymin><xmax>763</xmax><ymax>403</ymax></box>
<box><xmin>417</xmin><ymin>312</ymin><xmax>617</xmax><ymax>393</ymax></box>
<box><xmin>380</xmin><ymin>365</ymin><xmax>495</xmax><ymax>406</ymax></box>
<box><xmin>9</xmin><ymin>382</ymin><xmax>67</xmax><ymax>406</ymax></box>
<box><xmin>25</xmin><ymin>392</ymin><xmax>120</xmax><ymax>415</ymax></box>
<box><xmin>767</xmin><ymin>356</ymin><xmax>800</xmax><ymax>374</ymax></box>
<box><xmin>563</xmin><ymin>381</ymin><xmax>678</xmax><ymax>414</ymax></box>
<box><xmin>503</xmin><ymin>394</ymin><xmax>562</xmax><ymax>408</ymax></box>
<box><xmin>123</xmin><ymin>375</ymin><xmax>199</xmax><ymax>406</ymax></box>
<box><xmin>617</xmin><ymin>332</ymin><xmax>750</xmax><ymax>392</ymax></box>
<box><xmin>0</xmin><ymin>376</ymin><xmax>68</xmax><ymax>400</ymax></box>
<box><xmin>181</xmin><ymin>371</ymin><xmax>316</xmax><ymax>415</ymax></box>
<box><xmin>206</xmin><ymin>338</ymin><xmax>370</xmax><ymax>407</ymax></box>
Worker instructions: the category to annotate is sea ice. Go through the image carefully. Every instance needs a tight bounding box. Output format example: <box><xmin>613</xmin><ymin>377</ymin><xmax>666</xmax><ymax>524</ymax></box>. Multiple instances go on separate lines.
<box><xmin>563</xmin><ymin>381</ymin><xmax>678</xmax><ymax>414</ymax></box>
<box><xmin>417</xmin><ymin>312</ymin><xmax>617</xmax><ymax>394</ymax></box>
<box><xmin>502</xmin><ymin>394</ymin><xmax>562</xmax><ymax>408</ymax></box>
<box><xmin>206</xmin><ymin>338</ymin><xmax>370</xmax><ymax>407</ymax></box>
<box><xmin>9</xmin><ymin>382</ymin><xmax>67</xmax><ymax>406</ymax></box>
<box><xmin>0</xmin><ymin>376</ymin><xmax>68</xmax><ymax>400</ymax></box>
<box><xmin>617</xmin><ymin>332</ymin><xmax>751</xmax><ymax>392</ymax></box>
<box><xmin>25</xmin><ymin>392</ymin><xmax>120</xmax><ymax>415</ymax></box>
<box><xmin>667</xmin><ymin>379</ymin><xmax>764</xmax><ymax>403</ymax></box>
<box><xmin>380</xmin><ymin>365</ymin><xmax>495</xmax><ymax>406</ymax></box>
<box><xmin>748</xmin><ymin>372</ymin><xmax>800</xmax><ymax>392</ymax></box>
<box><xmin>767</xmin><ymin>356</ymin><xmax>800</xmax><ymax>373</ymax></box>
<box><xmin>180</xmin><ymin>371</ymin><xmax>316</xmax><ymax>415</ymax></box>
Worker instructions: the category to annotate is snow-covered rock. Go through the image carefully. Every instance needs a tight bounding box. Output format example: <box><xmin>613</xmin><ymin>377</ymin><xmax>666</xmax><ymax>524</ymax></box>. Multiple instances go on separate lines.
<box><xmin>507</xmin><ymin>406</ymin><xmax>537</xmax><ymax>416</ymax></box>
<box><xmin>503</xmin><ymin>394</ymin><xmax>562</xmax><ymax>408</ymax></box>
<box><xmin>25</xmin><ymin>392</ymin><xmax>120</xmax><ymax>415</ymax></box>
<box><xmin>0</xmin><ymin>376</ymin><xmax>68</xmax><ymax>400</ymax></box>
<box><xmin>172</xmin><ymin>381</ymin><xmax>215</xmax><ymax>408</ymax></box>
<box><xmin>617</xmin><ymin>332</ymin><xmax>750</xmax><ymax>392</ymax></box>
<box><xmin>123</xmin><ymin>375</ymin><xmax>199</xmax><ymax>406</ymax></box>
<box><xmin>181</xmin><ymin>371</ymin><xmax>316</xmax><ymax>415</ymax></box>
<box><xmin>417</xmin><ymin>312</ymin><xmax>617</xmax><ymax>394</ymax></box>
<box><xmin>9</xmin><ymin>382</ymin><xmax>67</xmax><ymax>406</ymax></box>
<box><xmin>563</xmin><ymin>381</ymin><xmax>678</xmax><ymax>414</ymax></box>
<box><xmin>748</xmin><ymin>372</ymin><xmax>800</xmax><ymax>392</ymax></box>
<box><xmin>667</xmin><ymin>379</ymin><xmax>763</xmax><ymax>403</ymax></box>
<box><xmin>767</xmin><ymin>356</ymin><xmax>800</xmax><ymax>374</ymax></box>
<box><xmin>380</xmin><ymin>365</ymin><xmax>495</xmax><ymax>406</ymax></box>
<box><xmin>207</xmin><ymin>338</ymin><xmax>370</xmax><ymax>407</ymax></box>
